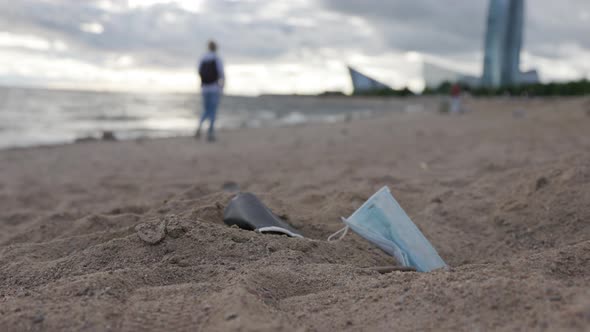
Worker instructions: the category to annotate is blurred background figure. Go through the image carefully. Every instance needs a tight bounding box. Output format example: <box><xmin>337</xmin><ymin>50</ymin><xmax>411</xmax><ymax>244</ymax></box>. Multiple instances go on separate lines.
<box><xmin>450</xmin><ymin>83</ymin><xmax>462</xmax><ymax>114</ymax></box>
<box><xmin>196</xmin><ymin>40</ymin><xmax>225</xmax><ymax>142</ymax></box>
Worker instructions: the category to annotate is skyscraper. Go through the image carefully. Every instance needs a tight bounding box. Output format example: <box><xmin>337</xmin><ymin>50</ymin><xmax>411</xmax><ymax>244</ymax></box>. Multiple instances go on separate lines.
<box><xmin>482</xmin><ymin>0</ymin><xmax>525</xmax><ymax>87</ymax></box>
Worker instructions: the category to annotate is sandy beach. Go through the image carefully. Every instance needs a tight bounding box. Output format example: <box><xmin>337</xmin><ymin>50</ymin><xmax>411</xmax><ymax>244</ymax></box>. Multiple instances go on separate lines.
<box><xmin>1</xmin><ymin>96</ymin><xmax>589</xmax><ymax>331</ymax></box>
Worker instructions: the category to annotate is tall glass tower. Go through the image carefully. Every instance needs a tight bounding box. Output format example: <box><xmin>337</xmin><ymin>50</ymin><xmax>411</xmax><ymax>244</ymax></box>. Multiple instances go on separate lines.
<box><xmin>482</xmin><ymin>0</ymin><xmax>524</xmax><ymax>87</ymax></box>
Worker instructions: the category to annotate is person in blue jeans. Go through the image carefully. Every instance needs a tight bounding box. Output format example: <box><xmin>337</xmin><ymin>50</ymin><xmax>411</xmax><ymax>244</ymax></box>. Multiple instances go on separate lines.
<box><xmin>196</xmin><ymin>40</ymin><xmax>225</xmax><ymax>142</ymax></box>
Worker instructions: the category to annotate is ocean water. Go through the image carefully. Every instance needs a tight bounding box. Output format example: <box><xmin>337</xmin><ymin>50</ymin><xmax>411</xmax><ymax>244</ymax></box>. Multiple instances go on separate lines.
<box><xmin>0</xmin><ymin>87</ymin><xmax>412</xmax><ymax>149</ymax></box>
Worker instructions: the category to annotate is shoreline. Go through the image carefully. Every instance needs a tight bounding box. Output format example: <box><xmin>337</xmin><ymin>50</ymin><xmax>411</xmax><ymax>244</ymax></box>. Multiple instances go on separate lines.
<box><xmin>2</xmin><ymin>87</ymin><xmax>587</xmax><ymax>153</ymax></box>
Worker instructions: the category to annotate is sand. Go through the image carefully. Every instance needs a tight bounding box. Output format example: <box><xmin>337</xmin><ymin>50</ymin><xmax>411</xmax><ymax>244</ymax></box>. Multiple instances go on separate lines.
<box><xmin>1</xmin><ymin>96</ymin><xmax>589</xmax><ymax>331</ymax></box>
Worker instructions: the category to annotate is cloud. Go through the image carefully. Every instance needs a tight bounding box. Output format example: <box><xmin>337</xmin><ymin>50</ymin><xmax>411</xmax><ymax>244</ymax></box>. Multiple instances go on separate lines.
<box><xmin>525</xmin><ymin>0</ymin><xmax>590</xmax><ymax>57</ymax></box>
<box><xmin>0</xmin><ymin>1</ymin><xmax>292</xmax><ymax>68</ymax></box>
<box><xmin>319</xmin><ymin>0</ymin><xmax>590</xmax><ymax>57</ymax></box>
<box><xmin>0</xmin><ymin>0</ymin><xmax>373</xmax><ymax>68</ymax></box>
<box><xmin>319</xmin><ymin>0</ymin><xmax>487</xmax><ymax>55</ymax></box>
<box><xmin>0</xmin><ymin>0</ymin><xmax>588</xmax><ymax>93</ymax></box>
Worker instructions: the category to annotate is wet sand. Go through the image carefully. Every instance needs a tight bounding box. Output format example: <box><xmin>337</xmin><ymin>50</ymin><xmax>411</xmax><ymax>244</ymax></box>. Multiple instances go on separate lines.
<box><xmin>1</xmin><ymin>97</ymin><xmax>589</xmax><ymax>331</ymax></box>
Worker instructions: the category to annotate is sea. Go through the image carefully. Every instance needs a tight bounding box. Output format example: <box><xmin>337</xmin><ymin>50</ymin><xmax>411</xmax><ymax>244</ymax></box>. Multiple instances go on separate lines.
<box><xmin>0</xmin><ymin>86</ymin><xmax>419</xmax><ymax>149</ymax></box>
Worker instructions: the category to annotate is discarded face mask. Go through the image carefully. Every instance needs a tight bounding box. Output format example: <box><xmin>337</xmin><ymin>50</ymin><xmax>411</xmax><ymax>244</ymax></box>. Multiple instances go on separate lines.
<box><xmin>338</xmin><ymin>186</ymin><xmax>446</xmax><ymax>272</ymax></box>
<box><xmin>224</xmin><ymin>192</ymin><xmax>303</xmax><ymax>238</ymax></box>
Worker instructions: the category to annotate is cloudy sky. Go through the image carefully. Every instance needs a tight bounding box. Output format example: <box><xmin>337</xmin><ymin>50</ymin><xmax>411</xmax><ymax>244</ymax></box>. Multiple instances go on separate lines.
<box><xmin>0</xmin><ymin>0</ymin><xmax>589</xmax><ymax>95</ymax></box>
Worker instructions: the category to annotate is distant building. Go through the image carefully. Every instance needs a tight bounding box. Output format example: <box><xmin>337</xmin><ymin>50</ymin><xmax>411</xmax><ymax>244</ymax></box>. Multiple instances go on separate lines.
<box><xmin>422</xmin><ymin>0</ymin><xmax>539</xmax><ymax>90</ymax></box>
<box><xmin>482</xmin><ymin>0</ymin><xmax>537</xmax><ymax>87</ymax></box>
<box><xmin>423</xmin><ymin>62</ymin><xmax>480</xmax><ymax>89</ymax></box>
<box><xmin>519</xmin><ymin>69</ymin><xmax>540</xmax><ymax>85</ymax></box>
<box><xmin>348</xmin><ymin>66</ymin><xmax>392</xmax><ymax>94</ymax></box>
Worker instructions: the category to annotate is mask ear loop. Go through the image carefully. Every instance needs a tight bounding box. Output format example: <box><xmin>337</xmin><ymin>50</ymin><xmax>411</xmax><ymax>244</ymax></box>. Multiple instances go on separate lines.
<box><xmin>327</xmin><ymin>218</ymin><xmax>350</xmax><ymax>242</ymax></box>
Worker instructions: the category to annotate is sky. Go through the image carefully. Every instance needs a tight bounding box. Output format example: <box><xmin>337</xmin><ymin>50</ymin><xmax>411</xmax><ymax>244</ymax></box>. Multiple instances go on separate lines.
<box><xmin>0</xmin><ymin>0</ymin><xmax>589</xmax><ymax>95</ymax></box>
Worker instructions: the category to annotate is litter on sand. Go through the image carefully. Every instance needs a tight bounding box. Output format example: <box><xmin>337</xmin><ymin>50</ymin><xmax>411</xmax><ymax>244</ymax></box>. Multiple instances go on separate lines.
<box><xmin>332</xmin><ymin>186</ymin><xmax>447</xmax><ymax>272</ymax></box>
<box><xmin>223</xmin><ymin>192</ymin><xmax>304</xmax><ymax>238</ymax></box>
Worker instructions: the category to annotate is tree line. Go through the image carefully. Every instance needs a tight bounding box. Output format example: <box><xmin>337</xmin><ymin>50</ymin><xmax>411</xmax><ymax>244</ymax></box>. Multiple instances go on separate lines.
<box><xmin>424</xmin><ymin>79</ymin><xmax>590</xmax><ymax>97</ymax></box>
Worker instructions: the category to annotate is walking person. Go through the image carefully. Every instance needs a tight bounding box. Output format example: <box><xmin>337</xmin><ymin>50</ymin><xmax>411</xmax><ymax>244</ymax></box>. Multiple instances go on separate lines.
<box><xmin>196</xmin><ymin>40</ymin><xmax>224</xmax><ymax>142</ymax></box>
<box><xmin>450</xmin><ymin>83</ymin><xmax>462</xmax><ymax>114</ymax></box>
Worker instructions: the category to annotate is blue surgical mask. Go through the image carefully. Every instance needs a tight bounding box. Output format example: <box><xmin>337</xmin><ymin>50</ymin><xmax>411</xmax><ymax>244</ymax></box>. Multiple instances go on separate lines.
<box><xmin>342</xmin><ymin>186</ymin><xmax>447</xmax><ymax>272</ymax></box>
